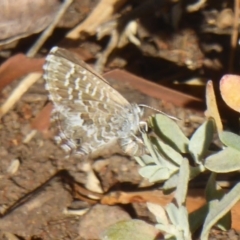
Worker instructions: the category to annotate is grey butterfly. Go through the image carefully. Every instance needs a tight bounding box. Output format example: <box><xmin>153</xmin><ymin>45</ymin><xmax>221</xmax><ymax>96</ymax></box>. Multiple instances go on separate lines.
<box><xmin>43</xmin><ymin>47</ymin><xmax>146</xmax><ymax>158</ymax></box>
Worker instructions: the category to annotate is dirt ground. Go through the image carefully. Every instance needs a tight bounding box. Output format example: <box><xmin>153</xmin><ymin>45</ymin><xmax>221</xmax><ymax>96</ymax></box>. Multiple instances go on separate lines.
<box><xmin>0</xmin><ymin>71</ymin><xmax>205</xmax><ymax>239</ymax></box>
<box><xmin>1</xmin><ymin>72</ymin><xmax>239</xmax><ymax>239</ymax></box>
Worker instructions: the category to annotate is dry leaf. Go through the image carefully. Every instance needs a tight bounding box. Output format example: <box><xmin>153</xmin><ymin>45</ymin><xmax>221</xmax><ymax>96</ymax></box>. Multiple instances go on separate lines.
<box><xmin>220</xmin><ymin>74</ymin><xmax>240</xmax><ymax>112</ymax></box>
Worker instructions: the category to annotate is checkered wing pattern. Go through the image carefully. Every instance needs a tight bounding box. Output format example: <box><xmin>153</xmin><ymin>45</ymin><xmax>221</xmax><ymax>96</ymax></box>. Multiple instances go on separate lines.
<box><xmin>43</xmin><ymin>47</ymin><xmax>145</xmax><ymax>157</ymax></box>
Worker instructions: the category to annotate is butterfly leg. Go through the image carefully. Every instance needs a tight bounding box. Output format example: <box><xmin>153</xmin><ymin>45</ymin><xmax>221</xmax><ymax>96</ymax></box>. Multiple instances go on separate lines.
<box><xmin>119</xmin><ymin>135</ymin><xmax>146</xmax><ymax>157</ymax></box>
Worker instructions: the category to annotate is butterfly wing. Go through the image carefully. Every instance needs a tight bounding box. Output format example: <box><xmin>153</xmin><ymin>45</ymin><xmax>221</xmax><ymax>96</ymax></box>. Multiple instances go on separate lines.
<box><xmin>43</xmin><ymin>47</ymin><xmax>133</xmax><ymax>156</ymax></box>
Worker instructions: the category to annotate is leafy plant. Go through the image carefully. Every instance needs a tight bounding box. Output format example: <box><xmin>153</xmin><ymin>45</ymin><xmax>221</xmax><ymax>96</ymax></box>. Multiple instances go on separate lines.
<box><xmin>101</xmin><ymin>75</ymin><xmax>240</xmax><ymax>240</ymax></box>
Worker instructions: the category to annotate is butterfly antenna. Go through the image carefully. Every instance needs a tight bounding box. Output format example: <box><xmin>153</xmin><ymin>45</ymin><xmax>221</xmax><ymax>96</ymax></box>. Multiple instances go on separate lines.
<box><xmin>138</xmin><ymin>104</ymin><xmax>180</xmax><ymax>121</ymax></box>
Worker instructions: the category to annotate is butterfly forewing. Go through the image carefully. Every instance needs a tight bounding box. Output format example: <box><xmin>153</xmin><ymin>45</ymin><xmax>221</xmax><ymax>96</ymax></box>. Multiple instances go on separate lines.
<box><xmin>43</xmin><ymin>47</ymin><xmax>145</xmax><ymax>157</ymax></box>
<box><xmin>44</xmin><ymin>47</ymin><xmax>129</xmax><ymax>108</ymax></box>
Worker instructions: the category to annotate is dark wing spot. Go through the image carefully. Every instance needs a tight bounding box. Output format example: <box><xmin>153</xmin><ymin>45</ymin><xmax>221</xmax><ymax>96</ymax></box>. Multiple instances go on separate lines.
<box><xmin>80</xmin><ymin>113</ymin><xmax>94</xmax><ymax>125</ymax></box>
<box><xmin>83</xmin><ymin>119</ymin><xmax>94</xmax><ymax>125</ymax></box>
<box><xmin>75</xmin><ymin>138</ymin><xmax>81</xmax><ymax>145</ymax></box>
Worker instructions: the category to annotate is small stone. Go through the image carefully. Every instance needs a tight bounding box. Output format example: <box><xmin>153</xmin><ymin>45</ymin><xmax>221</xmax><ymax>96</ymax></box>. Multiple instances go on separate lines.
<box><xmin>78</xmin><ymin>204</ymin><xmax>131</xmax><ymax>239</ymax></box>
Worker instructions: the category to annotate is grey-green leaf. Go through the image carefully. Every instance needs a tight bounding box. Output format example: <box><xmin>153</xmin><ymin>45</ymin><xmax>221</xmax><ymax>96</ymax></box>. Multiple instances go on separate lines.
<box><xmin>153</xmin><ymin>114</ymin><xmax>189</xmax><ymax>153</ymax></box>
<box><xmin>205</xmin><ymin>147</ymin><xmax>240</xmax><ymax>172</ymax></box>
<box><xmin>178</xmin><ymin>206</ymin><xmax>191</xmax><ymax>239</ymax></box>
<box><xmin>136</xmin><ymin>155</ymin><xmax>154</xmax><ymax>166</ymax></box>
<box><xmin>219</xmin><ymin>131</ymin><xmax>240</xmax><ymax>151</ymax></box>
<box><xmin>205</xmin><ymin>173</ymin><xmax>231</xmax><ymax>231</ymax></box>
<box><xmin>139</xmin><ymin>165</ymin><xmax>170</xmax><ymax>182</ymax></box>
<box><xmin>201</xmin><ymin>183</ymin><xmax>240</xmax><ymax>240</ymax></box>
<box><xmin>175</xmin><ymin>159</ymin><xmax>189</xmax><ymax>206</ymax></box>
<box><xmin>189</xmin><ymin>204</ymin><xmax>209</xmax><ymax>233</ymax></box>
<box><xmin>149</xmin><ymin>167</ymin><xmax>171</xmax><ymax>183</ymax></box>
<box><xmin>166</xmin><ymin>203</ymin><xmax>179</xmax><ymax>226</ymax></box>
<box><xmin>142</xmin><ymin>134</ymin><xmax>159</xmax><ymax>165</ymax></box>
<box><xmin>189</xmin><ymin>119</ymin><xmax>214</xmax><ymax>164</ymax></box>
<box><xmin>205</xmin><ymin>173</ymin><xmax>223</xmax><ymax>201</ymax></box>
<box><xmin>147</xmin><ymin>202</ymin><xmax>169</xmax><ymax>225</ymax></box>
<box><xmin>163</xmin><ymin>173</ymin><xmax>179</xmax><ymax>191</ymax></box>
<box><xmin>155</xmin><ymin>138</ymin><xmax>184</xmax><ymax>166</ymax></box>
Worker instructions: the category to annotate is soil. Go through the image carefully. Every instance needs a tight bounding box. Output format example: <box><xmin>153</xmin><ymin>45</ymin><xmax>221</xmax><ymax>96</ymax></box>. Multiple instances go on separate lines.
<box><xmin>0</xmin><ymin>73</ymin><xmax>205</xmax><ymax>239</ymax></box>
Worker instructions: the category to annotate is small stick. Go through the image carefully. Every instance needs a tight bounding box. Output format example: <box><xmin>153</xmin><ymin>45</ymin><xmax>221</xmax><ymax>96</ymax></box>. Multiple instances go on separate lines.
<box><xmin>229</xmin><ymin>0</ymin><xmax>239</xmax><ymax>72</ymax></box>
<box><xmin>27</xmin><ymin>0</ymin><xmax>73</xmax><ymax>57</ymax></box>
<box><xmin>187</xmin><ymin>0</ymin><xmax>207</xmax><ymax>12</ymax></box>
<box><xmin>0</xmin><ymin>73</ymin><xmax>41</xmax><ymax>118</ymax></box>
<box><xmin>0</xmin><ymin>0</ymin><xmax>73</xmax><ymax>118</ymax></box>
<box><xmin>66</xmin><ymin>0</ymin><xmax>126</xmax><ymax>39</ymax></box>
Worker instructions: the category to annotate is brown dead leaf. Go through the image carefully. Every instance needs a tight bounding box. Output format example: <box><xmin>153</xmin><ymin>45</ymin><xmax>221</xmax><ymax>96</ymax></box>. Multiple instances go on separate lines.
<box><xmin>0</xmin><ymin>0</ymin><xmax>60</xmax><ymax>46</ymax></box>
<box><xmin>0</xmin><ymin>54</ymin><xmax>44</xmax><ymax>91</ymax></box>
<box><xmin>31</xmin><ymin>103</ymin><xmax>52</xmax><ymax>132</ymax></box>
<box><xmin>205</xmin><ymin>80</ymin><xmax>223</xmax><ymax>132</ymax></box>
<box><xmin>220</xmin><ymin>74</ymin><xmax>240</xmax><ymax>112</ymax></box>
<box><xmin>101</xmin><ymin>189</ymin><xmax>240</xmax><ymax>230</ymax></box>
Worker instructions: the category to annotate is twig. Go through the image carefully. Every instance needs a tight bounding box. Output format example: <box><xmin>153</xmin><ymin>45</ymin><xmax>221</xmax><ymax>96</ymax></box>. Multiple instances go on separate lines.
<box><xmin>95</xmin><ymin>26</ymin><xmax>119</xmax><ymax>72</ymax></box>
<box><xmin>0</xmin><ymin>0</ymin><xmax>73</xmax><ymax>119</ymax></box>
<box><xmin>229</xmin><ymin>0</ymin><xmax>239</xmax><ymax>72</ymax></box>
<box><xmin>0</xmin><ymin>73</ymin><xmax>41</xmax><ymax>118</ymax></box>
<box><xmin>95</xmin><ymin>0</ymin><xmax>169</xmax><ymax>71</ymax></box>
<box><xmin>23</xmin><ymin>129</ymin><xmax>38</xmax><ymax>143</ymax></box>
<box><xmin>66</xmin><ymin>0</ymin><xmax>127</xmax><ymax>39</ymax></box>
<box><xmin>187</xmin><ymin>0</ymin><xmax>207</xmax><ymax>12</ymax></box>
<box><xmin>96</xmin><ymin>20</ymin><xmax>140</xmax><ymax>72</ymax></box>
<box><xmin>27</xmin><ymin>0</ymin><xmax>73</xmax><ymax>57</ymax></box>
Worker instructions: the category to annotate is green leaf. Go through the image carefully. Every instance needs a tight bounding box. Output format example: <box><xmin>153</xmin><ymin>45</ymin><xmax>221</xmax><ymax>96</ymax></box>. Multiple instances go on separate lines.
<box><xmin>165</xmin><ymin>204</ymin><xmax>191</xmax><ymax>240</ymax></box>
<box><xmin>189</xmin><ymin>119</ymin><xmax>214</xmax><ymax>163</ymax></box>
<box><xmin>178</xmin><ymin>206</ymin><xmax>191</xmax><ymax>239</ymax></box>
<box><xmin>166</xmin><ymin>203</ymin><xmax>179</xmax><ymax>226</ymax></box>
<box><xmin>216</xmin><ymin>210</ymin><xmax>231</xmax><ymax>231</ymax></box>
<box><xmin>147</xmin><ymin>202</ymin><xmax>169</xmax><ymax>225</ymax></box>
<box><xmin>142</xmin><ymin>134</ymin><xmax>159</xmax><ymax>165</ymax></box>
<box><xmin>175</xmin><ymin>159</ymin><xmax>189</xmax><ymax>206</ymax></box>
<box><xmin>189</xmin><ymin>204</ymin><xmax>209</xmax><ymax>233</ymax></box>
<box><xmin>152</xmin><ymin>114</ymin><xmax>189</xmax><ymax>153</ymax></box>
<box><xmin>154</xmin><ymin>146</ymin><xmax>179</xmax><ymax>172</ymax></box>
<box><xmin>135</xmin><ymin>155</ymin><xmax>154</xmax><ymax>166</ymax></box>
<box><xmin>163</xmin><ymin>173</ymin><xmax>179</xmax><ymax>191</ymax></box>
<box><xmin>149</xmin><ymin>168</ymin><xmax>171</xmax><ymax>183</ymax></box>
<box><xmin>101</xmin><ymin>220</ymin><xmax>159</xmax><ymax>240</ymax></box>
<box><xmin>154</xmin><ymin>138</ymin><xmax>184</xmax><ymax>166</ymax></box>
<box><xmin>205</xmin><ymin>173</ymin><xmax>223</xmax><ymax>201</ymax></box>
<box><xmin>189</xmin><ymin>165</ymin><xmax>205</xmax><ymax>179</ymax></box>
<box><xmin>134</xmin><ymin>156</ymin><xmax>146</xmax><ymax>167</ymax></box>
<box><xmin>200</xmin><ymin>183</ymin><xmax>240</xmax><ymax>240</ymax></box>
<box><xmin>219</xmin><ymin>131</ymin><xmax>240</xmax><ymax>151</ymax></box>
<box><xmin>205</xmin><ymin>147</ymin><xmax>240</xmax><ymax>172</ymax></box>
<box><xmin>205</xmin><ymin>173</ymin><xmax>231</xmax><ymax>231</ymax></box>
<box><xmin>163</xmin><ymin>165</ymin><xmax>203</xmax><ymax>193</ymax></box>
<box><xmin>139</xmin><ymin>165</ymin><xmax>170</xmax><ymax>182</ymax></box>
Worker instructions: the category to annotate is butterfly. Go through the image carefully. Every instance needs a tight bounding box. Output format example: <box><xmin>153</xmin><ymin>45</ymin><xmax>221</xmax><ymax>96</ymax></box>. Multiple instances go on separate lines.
<box><xmin>43</xmin><ymin>47</ymin><xmax>146</xmax><ymax>158</ymax></box>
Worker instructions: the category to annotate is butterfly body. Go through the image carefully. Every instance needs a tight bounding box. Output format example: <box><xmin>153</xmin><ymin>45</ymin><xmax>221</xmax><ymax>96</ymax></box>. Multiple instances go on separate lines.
<box><xmin>43</xmin><ymin>47</ymin><xmax>145</xmax><ymax>157</ymax></box>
